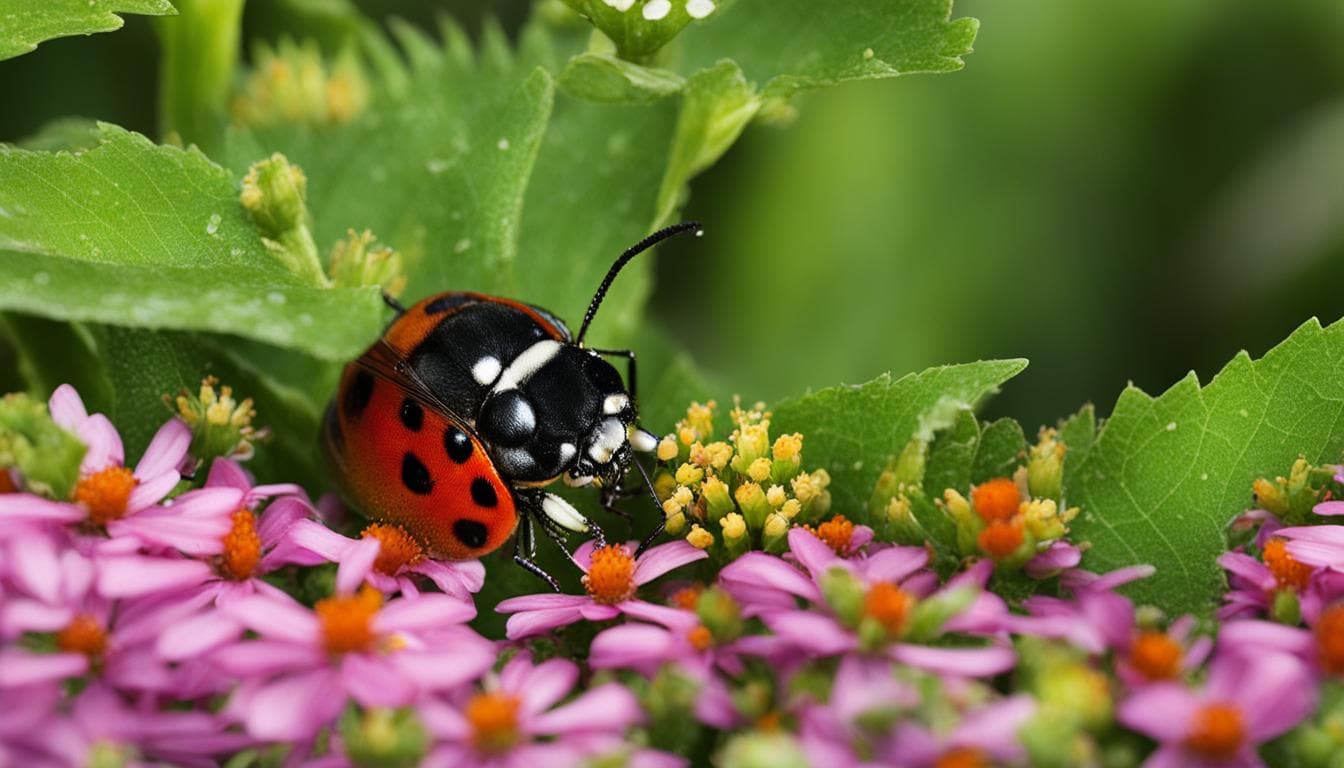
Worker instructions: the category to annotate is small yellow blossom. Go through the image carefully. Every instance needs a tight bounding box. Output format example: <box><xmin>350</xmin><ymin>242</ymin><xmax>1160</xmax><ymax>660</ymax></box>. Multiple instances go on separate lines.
<box><xmin>719</xmin><ymin>512</ymin><xmax>747</xmax><ymax>541</ymax></box>
<box><xmin>747</xmin><ymin>457</ymin><xmax>772</xmax><ymax>483</ymax></box>
<box><xmin>675</xmin><ymin>463</ymin><xmax>704</xmax><ymax>486</ymax></box>
<box><xmin>656</xmin><ymin>436</ymin><xmax>679</xmax><ymax>462</ymax></box>
<box><xmin>765</xmin><ymin>484</ymin><xmax>787</xmax><ymax>508</ymax></box>
<box><xmin>686</xmin><ymin>525</ymin><xmax>714</xmax><ymax>549</ymax></box>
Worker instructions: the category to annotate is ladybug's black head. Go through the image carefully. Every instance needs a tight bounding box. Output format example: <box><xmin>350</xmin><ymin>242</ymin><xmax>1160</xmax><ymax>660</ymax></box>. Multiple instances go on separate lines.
<box><xmin>474</xmin><ymin>341</ymin><xmax>637</xmax><ymax>485</ymax></box>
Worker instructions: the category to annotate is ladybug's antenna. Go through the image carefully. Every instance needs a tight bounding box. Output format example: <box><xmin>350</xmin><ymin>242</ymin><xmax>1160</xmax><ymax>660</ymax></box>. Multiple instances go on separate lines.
<box><xmin>575</xmin><ymin>221</ymin><xmax>703</xmax><ymax>346</ymax></box>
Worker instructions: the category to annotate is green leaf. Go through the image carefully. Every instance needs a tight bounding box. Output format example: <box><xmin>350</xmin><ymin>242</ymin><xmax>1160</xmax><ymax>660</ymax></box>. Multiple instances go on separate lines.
<box><xmin>654</xmin><ymin>59</ymin><xmax>760</xmax><ymax>226</ymax></box>
<box><xmin>972</xmin><ymin>417</ymin><xmax>1026</xmax><ymax>483</ymax></box>
<box><xmin>1058</xmin><ymin>404</ymin><xmax>1097</xmax><ymax>478</ymax></box>
<box><xmin>1068</xmin><ymin>318</ymin><xmax>1344</xmax><ymax>617</ymax></box>
<box><xmin>0</xmin><ymin>0</ymin><xmax>175</xmax><ymax>61</ymax></box>
<box><xmin>924</xmin><ymin>409</ymin><xmax>979</xmax><ymax>497</ymax></box>
<box><xmin>223</xmin><ymin>23</ymin><xmax>556</xmax><ymax>305</ymax></box>
<box><xmin>558</xmin><ymin>52</ymin><xmax>685</xmax><ymax>104</ymax></box>
<box><xmin>677</xmin><ymin>0</ymin><xmax>978</xmax><ymax>98</ymax></box>
<box><xmin>0</xmin><ymin>124</ymin><xmax>385</xmax><ymax>360</ymax></box>
<box><xmin>772</xmin><ymin>359</ymin><xmax>1028</xmax><ymax>514</ymax></box>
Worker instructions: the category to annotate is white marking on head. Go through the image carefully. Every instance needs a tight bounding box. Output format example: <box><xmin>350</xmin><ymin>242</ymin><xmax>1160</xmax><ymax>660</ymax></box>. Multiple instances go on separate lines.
<box><xmin>642</xmin><ymin>0</ymin><xmax>671</xmax><ymax>19</ymax></box>
<box><xmin>542</xmin><ymin>493</ymin><xmax>590</xmax><ymax>532</ymax></box>
<box><xmin>603</xmin><ymin>394</ymin><xmax>630</xmax><ymax>415</ymax></box>
<box><xmin>628</xmin><ymin>427</ymin><xmax>658</xmax><ymax>453</ymax></box>
<box><xmin>506</xmin><ymin>396</ymin><xmax>536</xmax><ymax>435</ymax></box>
<box><xmin>492</xmin><ymin>340</ymin><xmax>562</xmax><ymax>393</ymax></box>
<box><xmin>472</xmin><ymin>356</ymin><xmax>502</xmax><ymax>386</ymax></box>
<box><xmin>587</xmin><ymin>418</ymin><xmax>626</xmax><ymax>464</ymax></box>
<box><xmin>558</xmin><ymin>442</ymin><xmax>577</xmax><ymax>464</ymax></box>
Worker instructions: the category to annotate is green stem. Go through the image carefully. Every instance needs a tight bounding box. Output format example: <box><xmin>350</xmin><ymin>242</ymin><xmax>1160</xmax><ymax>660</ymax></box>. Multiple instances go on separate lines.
<box><xmin>157</xmin><ymin>0</ymin><xmax>246</xmax><ymax>154</ymax></box>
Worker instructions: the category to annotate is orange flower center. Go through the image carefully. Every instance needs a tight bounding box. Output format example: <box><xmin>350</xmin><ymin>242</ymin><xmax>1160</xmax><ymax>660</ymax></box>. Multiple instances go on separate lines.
<box><xmin>971</xmin><ymin>477</ymin><xmax>1021</xmax><ymax>523</ymax></box>
<box><xmin>1263</xmin><ymin>539</ymin><xmax>1313</xmax><ymax>591</ymax></box>
<box><xmin>220</xmin><ymin>509</ymin><xmax>262</xmax><ymax>580</ymax></box>
<box><xmin>1185</xmin><ymin>702</ymin><xmax>1245</xmax><ymax>759</ymax></box>
<box><xmin>755</xmin><ymin>711</ymin><xmax>782</xmax><ymax>732</ymax></box>
<box><xmin>583</xmin><ymin>545</ymin><xmax>637</xmax><ymax>604</ymax></box>
<box><xmin>934</xmin><ymin>747</ymin><xmax>990</xmax><ymax>768</ymax></box>
<box><xmin>1129</xmin><ymin>630</ymin><xmax>1183</xmax><ymax>680</ymax></box>
<box><xmin>1315</xmin><ymin>603</ymin><xmax>1344</xmax><ymax>675</ymax></box>
<box><xmin>808</xmin><ymin>514</ymin><xmax>856</xmax><ymax>555</ymax></box>
<box><xmin>315</xmin><ymin>586</ymin><xmax>382</xmax><ymax>655</ymax></box>
<box><xmin>466</xmin><ymin>691</ymin><xmax>521</xmax><ymax>754</ymax></box>
<box><xmin>55</xmin><ymin>614</ymin><xmax>108</xmax><ymax>659</ymax></box>
<box><xmin>670</xmin><ymin>585</ymin><xmax>703</xmax><ymax>611</ymax></box>
<box><xmin>362</xmin><ymin>523</ymin><xmax>426</xmax><ymax>576</ymax></box>
<box><xmin>73</xmin><ymin>466</ymin><xmax>137</xmax><ymax>526</ymax></box>
<box><xmin>978</xmin><ymin>519</ymin><xmax>1025</xmax><ymax>559</ymax></box>
<box><xmin>687</xmin><ymin>625</ymin><xmax>714</xmax><ymax>652</ymax></box>
<box><xmin>864</xmin><ymin>582</ymin><xmax>915</xmax><ymax>637</ymax></box>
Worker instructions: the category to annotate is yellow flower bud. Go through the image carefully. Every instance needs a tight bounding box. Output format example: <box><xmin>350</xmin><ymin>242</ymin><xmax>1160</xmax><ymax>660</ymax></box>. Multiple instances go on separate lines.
<box><xmin>678</xmin><ymin>427</ymin><xmax>696</xmax><ymax>447</ymax></box>
<box><xmin>686</xmin><ymin>525</ymin><xmax>714</xmax><ymax>549</ymax></box>
<box><xmin>772</xmin><ymin>433</ymin><xmax>802</xmax><ymax>462</ymax></box>
<box><xmin>735</xmin><ymin>482</ymin><xmax>771</xmax><ymax>531</ymax></box>
<box><xmin>720</xmin><ymin>512</ymin><xmax>747</xmax><ymax>541</ymax></box>
<box><xmin>1022</xmin><ymin>498</ymin><xmax>1066</xmax><ymax>541</ymax></box>
<box><xmin>705</xmin><ymin>442</ymin><xmax>734</xmax><ymax>471</ymax></box>
<box><xmin>702</xmin><ymin>476</ymin><xmax>734</xmax><ymax>522</ymax></box>
<box><xmin>779</xmin><ymin>498</ymin><xmax>801</xmax><ymax>520</ymax></box>
<box><xmin>656</xmin><ymin>436</ymin><xmax>679</xmax><ymax>462</ymax></box>
<box><xmin>748</xmin><ymin>457</ymin><xmax>772</xmax><ymax>483</ymax></box>
<box><xmin>685</xmin><ymin>400</ymin><xmax>716</xmax><ymax>440</ymax></box>
<box><xmin>675</xmin><ymin>463</ymin><xmax>704</xmax><ymax>487</ymax></box>
<box><xmin>765</xmin><ymin>484</ymin><xmax>787</xmax><ymax>508</ymax></box>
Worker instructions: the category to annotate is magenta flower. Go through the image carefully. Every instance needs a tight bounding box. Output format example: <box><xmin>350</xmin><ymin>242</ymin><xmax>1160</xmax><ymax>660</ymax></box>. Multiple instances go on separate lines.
<box><xmin>891</xmin><ymin>694</ymin><xmax>1036</xmax><ymax>768</ymax></box>
<box><xmin>275</xmin><ymin>517</ymin><xmax>484</xmax><ymax>601</ymax></box>
<box><xmin>797</xmin><ymin>655</ymin><xmax>919</xmax><ymax>767</ymax></box>
<box><xmin>0</xmin><ymin>384</ymin><xmax>190</xmax><ymax>534</ymax></box>
<box><xmin>719</xmin><ymin>528</ymin><xmax>1014</xmax><ymax>678</ymax></box>
<box><xmin>420</xmin><ymin>653</ymin><xmax>646</xmax><ymax>768</ymax></box>
<box><xmin>1024</xmin><ymin>539</ymin><xmax>1082</xmax><ymax>579</ymax></box>
<box><xmin>495</xmin><ymin>539</ymin><xmax>707</xmax><ymax>640</ymax></box>
<box><xmin>1118</xmin><ymin>651</ymin><xmax>1316</xmax><ymax>767</ymax></box>
<box><xmin>212</xmin><ymin>588</ymin><xmax>493</xmax><ymax>741</ymax></box>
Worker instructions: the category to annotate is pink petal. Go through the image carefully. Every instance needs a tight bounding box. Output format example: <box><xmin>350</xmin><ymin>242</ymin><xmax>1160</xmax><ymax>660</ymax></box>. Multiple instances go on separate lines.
<box><xmin>762</xmin><ymin>611</ymin><xmax>856</xmax><ymax>656</ymax></box>
<box><xmin>589</xmin><ymin>624</ymin><xmax>680</xmax><ymax>672</ymax></box>
<box><xmin>1278</xmin><ymin>525</ymin><xmax>1344</xmax><ymax>545</ymax></box>
<box><xmin>0</xmin><ymin>495</ymin><xmax>83</xmax><ymax>524</ymax></box>
<box><xmin>336</xmin><ymin>536</ymin><xmax>379</xmax><ymax>594</ymax></box>
<box><xmin>157</xmin><ymin>610</ymin><xmax>243</xmax><ymax>661</ymax></box>
<box><xmin>161</xmin><ymin>487</ymin><xmax>243</xmax><ymax>518</ymax></box>
<box><xmin>1226</xmin><ymin>653</ymin><xmax>1316</xmax><ymax>739</ymax></box>
<box><xmin>223</xmin><ymin>594</ymin><xmax>319</xmax><ymax>642</ymax></box>
<box><xmin>134</xmin><ymin>419</ymin><xmax>191</xmax><ymax>482</ymax></box>
<box><xmin>9</xmin><ymin>536</ymin><xmax>62</xmax><ymax>603</ymax></box>
<box><xmin>1117</xmin><ymin>682</ymin><xmax>1198</xmax><ymax>742</ymax></box>
<box><xmin>1218</xmin><ymin>620</ymin><xmax>1314</xmax><ymax>659</ymax></box>
<box><xmin>618</xmin><ymin>600</ymin><xmax>699</xmax><ymax>632</ymax></box>
<box><xmin>952</xmin><ymin>695</ymin><xmax>1035</xmax><ymax>757</ymax></box>
<box><xmin>0</xmin><ymin>650</ymin><xmax>88</xmax><ymax>686</ymax></box>
<box><xmin>107</xmin><ymin>515</ymin><xmax>229</xmax><ymax>556</ymax></box>
<box><xmin>530</xmin><ymin>683</ymin><xmax>642</xmax><ymax>734</ymax></box>
<box><xmin>633</xmin><ymin>540</ymin><xmax>709</xmax><ymax>585</ymax></box>
<box><xmin>286</xmin><ymin>518</ymin><xmax>355</xmax><ymax>561</ymax></box>
<box><xmin>1312</xmin><ymin>500</ymin><xmax>1344</xmax><ymax>517</ymax></box>
<box><xmin>3</xmin><ymin>598</ymin><xmax>75</xmax><ymax>632</ymax></box>
<box><xmin>126</xmin><ymin>470</ymin><xmax>181</xmax><ymax>512</ymax></box>
<box><xmin>96</xmin><ymin>556</ymin><xmax>213</xmax><ymax>598</ymax></box>
<box><xmin>392</xmin><ymin>642</ymin><xmax>495</xmax><ymax>690</ymax></box>
<box><xmin>205</xmin><ymin>459</ymin><xmax>251</xmax><ymax>492</ymax></box>
<box><xmin>513</xmin><ymin>658</ymin><xmax>579</xmax><ymax>716</ymax></box>
<box><xmin>211</xmin><ymin>640</ymin><xmax>325</xmax><ymax>677</ymax></box>
<box><xmin>376</xmin><ymin>593</ymin><xmax>476</xmax><ymax>631</ymax></box>
<box><xmin>415</xmin><ymin>559</ymin><xmax>486</xmax><ymax>597</ymax></box>
<box><xmin>889</xmin><ymin>643</ymin><xmax>1017</xmax><ymax>677</ymax></box>
<box><xmin>860</xmin><ymin>546</ymin><xmax>930</xmax><ymax>584</ymax></box>
<box><xmin>786</xmin><ymin>526</ymin><xmax>840</xmax><ymax>578</ymax></box>
<box><xmin>77</xmin><ymin>414</ymin><xmax>123</xmax><ymax>474</ymax></box>
<box><xmin>342</xmin><ymin>654</ymin><xmax>417</xmax><ymax>708</ymax></box>
<box><xmin>578</xmin><ymin>603</ymin><xmax>621</xmax><ymax>621</ymax></box>
<box><xmin>241</xmin><ymin>671</ymin><xmax>346</xmax><ymax>741</ymax></box>
<box><xmin>257</xmin><ymin>497</ymin><xmax>314</xmax><ymax>545</ymax></box>
<box><xmin>720</xmin><ymin>553</ymin><xmax>820</xmax><ymax>606</ymax></box>
<box><xmin>497</xmin><ymin>593</ymin><xmax>591</xmax><ymax>613</ymax></box>
<box><xmin>573</xmin><ymin>539</ymin><xmax>598</xmax><ymax>572</ymax></box>
<box><xmin>505</xmin><ymin>606</ymin><xmax>585</xmax><ymax>640</ymax></box>
<box><xmin>48</xmin><ymin>384</ymin><xmax>87</xmax><ymax>429</ymax></box>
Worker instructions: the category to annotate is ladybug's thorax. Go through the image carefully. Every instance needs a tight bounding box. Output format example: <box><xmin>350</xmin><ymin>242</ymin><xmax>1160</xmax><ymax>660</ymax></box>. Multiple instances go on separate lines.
<box><xmin>403</xmin><ymin>295</ymin><xmax>634</xmax><ymax>486</ymax></box>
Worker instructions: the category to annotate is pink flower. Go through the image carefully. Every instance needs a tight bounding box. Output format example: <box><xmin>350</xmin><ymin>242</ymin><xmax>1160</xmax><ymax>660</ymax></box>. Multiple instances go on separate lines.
<box><xmin>718</xmin><ymin>528</ymin><xmax>1014</xmax><ymax>678</ymax></box>
<box><xmin>421</xmin><ymin>653</ymin><xmax>646</xmax><ymax>768</ymax></box>
<box><xmin>0</xmin><ymin>384</ymin><xmax>190</xmax><ymax>534</ymax></box>
<box><xmin>1119</xmin><ymin>651</ymin><xmax>1316</xmax><ymax>767</ymax></box>
<box><xmin>274</xmin><ymin>517</ymin><xmax>483</xmax><ymax>601</ymax></box>
<box><xmin>890</xmin><ymin>694</ymin><xmax>1036</xmax><ymax>768</ymax></box>
<box><xmin>212</xmin><ymin>587</ymin><xmax>492</xmax><ymax>741</ymax></box>
<box><xmin>797</xmin><ymin>655</ymin><xmax>920</xmax><ymax>767</ymax></box>
<box><xmin>495</xmin><ymin>539</ymin><xmax>708</xmax><ymax>640</ymax></box>
<box><xmin>1024</xmin><ymin>539</ymin><xmax>1082</xmax><ymax>579</ymax></box>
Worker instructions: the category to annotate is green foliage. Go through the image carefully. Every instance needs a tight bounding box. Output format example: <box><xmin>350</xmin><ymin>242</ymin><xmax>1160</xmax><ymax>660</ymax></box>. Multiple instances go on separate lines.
<box><xmin>0</xmin><ymin>0</ymin><xmax>174</xmax><ymax>61</ymax></box>
<box><xmin>1068</xmin><ymin>318</ymin><xmax>1344</xmax><ymax>617</ymax></box>
<box><xmin>0</xmin><ymin>124</ymin><xmax>385</xmax><ymax>360</ymax></box>
<box><xmin>0</xmin><ymin>391</ymin><xmax>86</xmax><ymax>499</ymax></box>
<box><xmin>771</xmin><ymin>359</ymin><xmax>1027</xmax><ymax>514</ymax></box>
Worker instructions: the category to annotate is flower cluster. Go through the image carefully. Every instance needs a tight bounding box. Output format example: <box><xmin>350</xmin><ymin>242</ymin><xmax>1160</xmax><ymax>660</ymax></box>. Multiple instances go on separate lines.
<box><xmin>652</xmin><ymin>399</ymin><xmax>837</xmax><ymax>560</ymax></box>
<box><xmin>560</xmin><ymin>0</ymin><xmax>717</xmax><ymax>60</ymax></box>
<box><xmin>4</xmin><ymin>387</ymin><xmax>1344</xmax><ymax>767</ymax></box>
<box><xmin>230</xmin><ymin>38</ymin><xmax>369</xmax><ymax>128</ymax></box>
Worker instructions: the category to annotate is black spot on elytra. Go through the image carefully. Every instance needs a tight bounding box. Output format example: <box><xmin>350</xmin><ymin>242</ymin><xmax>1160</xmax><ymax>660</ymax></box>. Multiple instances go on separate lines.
<box><xmin>470</xmin><ymin>477</ymin><xmax>498</xmax><ymax>508</ymax></box>
<box><xmin>399</xmin><ymin>398</ymin><xmax>424</xmax><ymax>432</ymax></box>
<box><xmin>424</xmin><ymin>294</ymin><xmax>473</xmax><ymax>315</ymax></box>
<box><xmin>401</xmin><ymin>452</ymin><xmax>433</xmax><ymax>495</ymax></box>
<box><xmin>344</xmin><ymin>370</ymin><xmax>374</xmax><ymax>418</ymax></box>
<box><xmin>444</xmin><ymin>426</ymin><xmax>473</xmax><ymax>464</ymax></box>
<box><xmin>453</xmin><ymin>519</ymin><xmax>488</xmax><ymax>549</ymax></box>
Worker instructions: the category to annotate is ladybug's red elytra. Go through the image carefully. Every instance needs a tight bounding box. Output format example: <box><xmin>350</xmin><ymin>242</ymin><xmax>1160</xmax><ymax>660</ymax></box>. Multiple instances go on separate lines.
<box><xmin>323</xmin><ymin>222</ymin><xmax>702</xmax><ymax>588</ymax></box>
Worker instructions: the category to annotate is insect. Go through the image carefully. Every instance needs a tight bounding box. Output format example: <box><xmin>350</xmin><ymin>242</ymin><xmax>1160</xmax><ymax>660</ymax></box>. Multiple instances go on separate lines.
<box><xmin>323</xmin><ymin>222</ymin><xmax>702</xmax><ymax>588</ymax></box>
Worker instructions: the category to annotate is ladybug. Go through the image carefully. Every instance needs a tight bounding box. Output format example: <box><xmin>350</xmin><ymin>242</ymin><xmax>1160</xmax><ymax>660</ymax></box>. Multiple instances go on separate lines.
<box><xmin>323</xmin><ymin>222</ymin><xmax>702</xmax><ymax>588</ymax></box>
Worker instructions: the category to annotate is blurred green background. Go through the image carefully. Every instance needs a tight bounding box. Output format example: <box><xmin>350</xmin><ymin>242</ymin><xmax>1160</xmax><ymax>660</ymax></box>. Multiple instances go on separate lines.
<box><xmin>3</xmin><ymin>0</ymin><xmax>1342</xmax><ymax>429</ymax></box>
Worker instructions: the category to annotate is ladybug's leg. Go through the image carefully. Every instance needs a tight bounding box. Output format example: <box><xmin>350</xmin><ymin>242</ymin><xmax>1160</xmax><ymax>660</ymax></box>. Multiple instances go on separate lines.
<box><xmin>588</xmin><ymin>347</ymin><xmax>637</xmax><ymax>401</ymax></box>
<box><xmin>630</xmin><ymin>457</ymin><xmax>672</xmax><ymax>557</ymax></box>
<box><xmin>512</xmin><ymin>511</ymin><xmax>561</xmax><ymax>591</ymax></box>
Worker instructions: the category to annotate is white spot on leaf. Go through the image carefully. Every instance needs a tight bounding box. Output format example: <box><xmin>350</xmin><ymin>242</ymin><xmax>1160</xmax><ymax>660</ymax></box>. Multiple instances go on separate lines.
<box><xmin>206</xmin><ymin>213</ymin><xmax>221</xmax><ymax>236</ymax></box>
<box><xmin>454</xmin><ymin>238</ymin><xmax>472</xmax><ymax>254</ymax></box>
<box><xmin>497</xmin><ymin>137</ymin><xmax>510</xmax><ymax>151</ymax></box>
<box><xmin>686</xmin><ymin>0</ymin><xmax>715</xmax><ymax>17</ymax></box>
<box><xmin>643</xmin><ymin>0</ymin><xmax>671</xmax><ymax>19</ymax></box>
<box><xmin>1165</xmin><ymin>422</ymin><xmax>1177</xmax><ymax>431</ymax></box>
